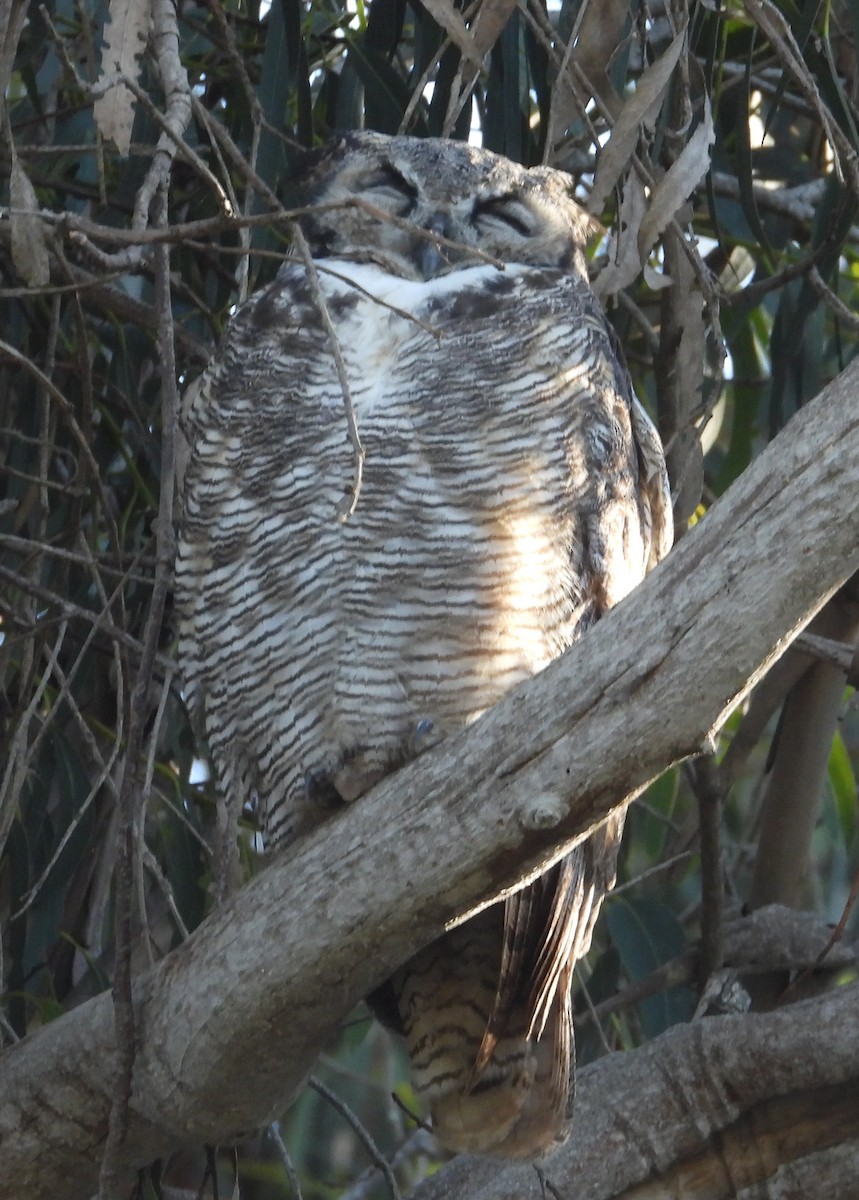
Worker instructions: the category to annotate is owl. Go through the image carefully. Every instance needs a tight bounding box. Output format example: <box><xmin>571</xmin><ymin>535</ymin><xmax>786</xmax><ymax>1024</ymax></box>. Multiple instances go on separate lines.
<box><xmin>175</xmin><ymin>132</ymin><xmax>673</xmax><ymax>1159</ymax></box>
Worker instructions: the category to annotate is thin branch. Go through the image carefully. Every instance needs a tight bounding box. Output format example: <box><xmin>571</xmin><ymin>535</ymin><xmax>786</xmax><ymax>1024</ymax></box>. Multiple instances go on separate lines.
<box><xmin>0</xmin><ymin>337</ymin><xmax>123</xmax><ymax>561</ymax></box>
<box><xmin>339</xmin><ymin>1129</ymin><xmax>437</xmax><ymax>1200</ymax></box>
<box><xmin>289</xmin><ymin>221</ymin><xmax>365</xmax><ymax>521</ymax></box>
<box><xmin>190</xmin><ymin>93</ymin><xmax>281</xmax><ymax>212</ymax></box>
<box><xmin>314</xmin><ymin>263</ymin><xmax>442</xmax><ymax>338</ymax></box>
<box><xmin>0</xmin><ymin>620</ymin><xmax>69</xmax><ymax>864</ymax></box>
<box><xmin>267</xmin><ymin>1122</ymin><xmax>304</xmax><ymax>1200</ymax></box>
<box><xmin>12</xmin><ymin>608</ymin><xmax>125</xmax><ymax>919</ymax></box>
<box><xmin>99</xmin><ymin>183</ymin><xmax>180</xmax><ymax>1196</ymax></box>
<box><xmin>308</xmin><ymin>1077</ymin><xmax>402</xmax><ymax>1200</ymax></box>
<box><xmin>137</xmin><ymin>0</ymin><xmax>200</xmax><ymax>229</ymax></box>
<box><xmin>685</xmin><ymin>756</ymin><xmax>725</xmax><ymax>989</ymax></box>
<box><xmin>136</xmin><ymin>667</ymin><xmax>179</xmax><ymax>965</ymax></box>
<box><xmin>806</xmin><ymin>265</ymin><xmax>859</xmax><ymax>333</ymax></box>
<box><xmin>744</xmin><ymin>0</ymin><xmax>859</xmax><ymax>193</ymax></box>
<box><xmin>611</xmin><ymin>849</ymin><xmax>693</xmax><ymax>896</ymax></box>
<box><xmin>142</xmin><ymin>845</ymin><xmax>190</xmax><ymax>944</ymax></box>
<box><xmin>576</xmin><ymin>967</ymin><xmax>615</xmax><ymax>1054</ymax></box>
<box><xmin>0</xmin><ymin>563</ymin><xmax>163</xmax><ymax>664</ymax></box>
<box><xmin>794</xmin><ymin>628</ymin><xmax>858</xmax><ymax>673</ymax></box>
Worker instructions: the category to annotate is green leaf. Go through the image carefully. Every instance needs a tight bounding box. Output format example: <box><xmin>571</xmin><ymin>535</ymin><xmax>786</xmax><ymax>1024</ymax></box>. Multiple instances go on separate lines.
<box><xmin>606</xmin><ymin>896</ymin><xmax>695</xmax><ymax>1039</ymax></box>
<box><xmin>574</xmin><ymin>944</ymin><xmax>622</xmax><ymax>1066</ymax></box>
<box><xmin>342</xmin><ymin>38</ymin><xmax>415</xmax><ymax>134</ymax></box>
<box><xmin>829</xmin><ymin>729</ymin><xmax>857</xmax><ymax>849</ymax></box>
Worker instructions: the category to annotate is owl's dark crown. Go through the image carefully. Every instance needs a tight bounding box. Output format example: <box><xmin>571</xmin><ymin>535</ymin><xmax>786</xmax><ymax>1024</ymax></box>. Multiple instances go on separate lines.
<box><xmin>294</xmin><ymin>132</ymin><xmax>594</xmax><ymax>281</ymax></box>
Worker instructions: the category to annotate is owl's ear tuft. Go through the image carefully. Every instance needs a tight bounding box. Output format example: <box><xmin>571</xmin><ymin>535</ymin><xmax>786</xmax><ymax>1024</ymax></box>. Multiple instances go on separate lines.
<box><xmin>289</xmin><ymin>132</ymin><xmax>391</xmax><ymax>199</ymax></box>
<box><xmin>282</xmin><ymin>136</ymin><xmax>363</xmax><ymax>255</ymax></box>
<box><xmin>281</xmin><ymin>146</ymin><xmax>317</xmax><ymax>212</ymax></box>
<box><xmin>577</xmin><ymin>208</ymin><xmax>605</xmax><ymax>244</ymax></box>
<box><xmin>282</xmin><ymin>134</ymin><xmax>359</xmax><ymax>203</ymax></box>
<box><xmin>554</xmin><ymin>177</ymin><xmax>603</xmax><ymax>245</ymax></box>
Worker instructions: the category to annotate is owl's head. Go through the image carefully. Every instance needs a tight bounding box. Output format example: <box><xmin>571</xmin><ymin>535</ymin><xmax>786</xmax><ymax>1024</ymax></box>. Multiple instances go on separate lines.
<box><xmin>293</xmin><ymin>132</ymin><xmax>595</xmax><ymax>281</ymax></box>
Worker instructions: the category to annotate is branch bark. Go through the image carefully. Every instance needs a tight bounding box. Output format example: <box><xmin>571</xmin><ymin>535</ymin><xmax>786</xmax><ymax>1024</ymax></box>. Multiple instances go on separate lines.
<box><xmin>2</xmin><ymin>360</ymin><xmax>858</xmax><ymax>1200</ymax></box>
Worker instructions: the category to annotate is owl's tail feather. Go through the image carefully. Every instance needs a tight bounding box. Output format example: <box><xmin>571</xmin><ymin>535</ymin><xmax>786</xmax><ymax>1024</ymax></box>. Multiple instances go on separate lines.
<box><xmin>390</xmin><ymin>814</ymin><xmax>624</xmax><ymax>1158</ymax></box>
<box><xmin>425</xmin><ymin>966</ymin><xmax>573</xmax><ymax>1158</ymax></box>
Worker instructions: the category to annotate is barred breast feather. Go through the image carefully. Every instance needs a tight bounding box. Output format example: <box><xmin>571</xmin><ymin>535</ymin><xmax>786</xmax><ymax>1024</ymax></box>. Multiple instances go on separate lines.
<box><xmin>177</xmin><ymin>259</ymin><xmax>668</xmax><ymax>840</ymax></box>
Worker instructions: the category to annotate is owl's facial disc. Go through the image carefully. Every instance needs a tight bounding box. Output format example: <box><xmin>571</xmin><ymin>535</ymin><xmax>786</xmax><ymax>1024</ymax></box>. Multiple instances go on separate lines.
<box><xmin>351</xmin><ymin>162</ymin><xmax>465</xmax><ymax>278</ymax></box>
<box><xmin>418</xmin><ymin>214</ymin><xmax>455</xmax><ymax>280</ymax></box>
<box><xmin>299</xmin><ymin>133</ymin><xmax>593</xmax><ymax>281</ymax></box>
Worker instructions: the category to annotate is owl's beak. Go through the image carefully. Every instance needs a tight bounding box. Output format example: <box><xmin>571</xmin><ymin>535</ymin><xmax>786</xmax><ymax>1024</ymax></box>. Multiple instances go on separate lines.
<box><xmin>418</xmin><ymin>214</ymin><xmax>454</xmax><ymax>279</ymax></box>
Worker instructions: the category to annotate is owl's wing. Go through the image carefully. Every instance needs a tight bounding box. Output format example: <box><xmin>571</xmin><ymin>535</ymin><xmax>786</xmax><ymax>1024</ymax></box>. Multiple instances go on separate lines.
<box><xmin>589</xmin><ymin>290</ymin><xmax>674</xmax><ymax>571</ymax></box>
<box><xmin>174</xmin><ymin>264</ymin><xmax>341</xmax><ymax>867</ymax></box>
<box><xmin>631</xmin><ymin>394</ymin><xmax>674</xmax><ymax>569</ymax></box>
<box><xmin>472</xmin><ymin>859</ymin><xmax>577</xmax><ymax>1078</ymax></box>
<box><xmin>467</xmin><ymin>332</ymin><xmax>672</xmax><ymax>1125</ymax></box>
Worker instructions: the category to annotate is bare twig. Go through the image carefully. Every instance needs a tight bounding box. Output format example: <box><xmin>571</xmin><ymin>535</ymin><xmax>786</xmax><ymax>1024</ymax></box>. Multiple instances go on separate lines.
<box><xmin>685</xmin><ymin>756</ymin><xmax>725</xmax><ymax>989</ymax></box>
<box><xmin>190</xmin><ymin>93</ymin><xmax>281</xmax><ymax>212</ymax></box>
<box><xmin>0</xmin><ymin>337</ymin><xmax>123</xmax><ymax>561</ymax></box>
<box><xmin>3</xmin><ymin>535</ymin><xmax>128</xmax><ymax>918</ymax></box>
<box><xmin>0</xmin><ymin>620</ymin><xmax>69</xmax><ymax>865</ymax></box>
<box><xmin>289</xmin><ymin>221</ymin><xmax>365</xmax><ymax>520</ymax></box>
<box><xmin>610</xmin><ymin>850</ymin><xmax>694</xmax><ymax>896</ymax></box>
<box><xmin>0</xmin><ymin>532</ymin><xmax>154</xmax><ymax>585</ymax></box>
<box><xmin>314</xmin><ymin>263</ymin><xmax>442</xmax><ymax>338</ymax></box>
<box><xmin>135</xmin><ymin>667</ymin><xmax>179</xmax><ymax>966</ymax></box>
<box><xmin>575</xmin><ymin>967</ymin><xmax>615</xmax><ymax>1054</ymax></box>
<box><xmin>351</xmin><ymin>197</ymin><xmax>507</xmax><ymax>271</ymax></box>
<box><xmin>267</xmin><ymin>1122</ymin><xmax>304</xmax><ymax>1200</ymax></box>
<box><xmin>806</xmin><ymin>266</ymin><xmax>859</xmax><ymax>333</ymax></box>
<box><xmin>139</xmin><ymin>0</ymin><xmax>200</xmax><ymax>225</ymax></box>
<box><xmin>744</xmin><ymin>0</ymin><xmax>859</xmax><ymax>193</ymax></box>
<box><xmin>340</xmin><ymin>1128</ymin><xmax>438</xmax><ymax>1200</ymax></box>
<box><xmin>12</xmin><ymin>623</ymin><xmax>125</xmax><ymax>918</ymax></box>
<box><xmin>308</xmin><ymin>1076</ymin><xmax>402</xmax><ymax>1200</ymax></box>
<box><xmin>99</xmin><ymin>183</ymin><xmax>180</xmax><ymax>1196</ymax></box>
<box><xmin>794</xmin><ymin>629</ymin><xmax>858</xmax><ymax>673</ymax></box>
<box><xmin>0</xmin><ymin>563</ymin><xmax>160</xmax><ymax>663</ymax></box>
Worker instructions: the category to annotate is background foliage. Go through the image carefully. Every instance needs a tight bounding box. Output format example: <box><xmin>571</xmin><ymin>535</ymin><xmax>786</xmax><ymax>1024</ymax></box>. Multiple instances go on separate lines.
<box><xmin>1</xmin><ymin>0</ymin><xmax>858</xmax><ymax>1196</ymax></box>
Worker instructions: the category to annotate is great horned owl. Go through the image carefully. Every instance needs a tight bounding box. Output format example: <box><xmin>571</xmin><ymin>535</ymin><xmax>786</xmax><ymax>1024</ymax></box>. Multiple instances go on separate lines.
<box><xmin>175</xmin><ymin>132</ymin><xmax>673</xmax><ymax>1158</ymax></box>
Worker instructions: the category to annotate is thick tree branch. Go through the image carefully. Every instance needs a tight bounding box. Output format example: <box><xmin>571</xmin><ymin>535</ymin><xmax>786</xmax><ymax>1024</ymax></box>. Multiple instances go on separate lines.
<box><xmin>2</xmin><ymin>361</ymin><xmax>858</xmax><ymax>1199</ymax></box>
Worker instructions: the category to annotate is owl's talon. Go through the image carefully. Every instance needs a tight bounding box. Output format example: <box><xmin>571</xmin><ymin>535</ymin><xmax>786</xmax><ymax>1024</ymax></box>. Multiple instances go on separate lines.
<box><xmin>304</xmin><ymin>767</ymin><xmax>340</xmax><ymax>809</ymax></box>
<box><xmin>411</xmin><ymin>717</ymin><xmax>440</xmax><ymax>755</ymax></box>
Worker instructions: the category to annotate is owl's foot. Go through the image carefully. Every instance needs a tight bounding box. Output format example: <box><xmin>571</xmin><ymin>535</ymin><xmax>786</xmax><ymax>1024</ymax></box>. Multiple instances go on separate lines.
<box><xmin>410</xmin><ymin>717</ymin><xmax>442</xmax><ymax>756</ymax></box>
<box><xmin>305</xmin><ymin>720</ymin><xmax>442</xmax><ymax>813</ymax></box>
